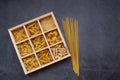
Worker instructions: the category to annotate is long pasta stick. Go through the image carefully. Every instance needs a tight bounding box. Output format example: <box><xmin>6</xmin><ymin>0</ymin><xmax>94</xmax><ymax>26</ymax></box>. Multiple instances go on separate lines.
<box><xmin>62</xmin><ymin>18</ymin><xmax>75</xmax><ymax>74</ymax></box>
<box><xmin>62</xmin><ymin>17</ymin><xmax>79</xmax><ymax>76</ymax></box>
<box><xmin>70</xmin><ymin>18</ymin><xmax>76</xmax><ymax>75</ymax></box>
<box><xmin>71</xmin><ymin>18</ymin><xmax>79</xmax><ymax>76</ymax></box>
<box><xmin>75</xmin><ymin>19</ymin><xmax>79</xmax><ymax>76</ymax></box>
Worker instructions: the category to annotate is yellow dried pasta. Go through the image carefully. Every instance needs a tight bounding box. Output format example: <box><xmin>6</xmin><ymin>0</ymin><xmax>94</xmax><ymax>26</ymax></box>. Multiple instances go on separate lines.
<box><xmin>23</xmin><ymin>55</ymin><xmax>39</xmax><ymax>71</ymax></box>
<box><xmin>31</xmin><ymin>35</ymin><xmax>47</xmax><ymax>51</ymax></box>
<box><xmin>40</xmin><ymin>16</ymin><xmax>56</xmax><ymax>31</ymax></box>
<box><xmin>26</xmin><ymin>21</ymin><xmax>41</xmax><ymax>37</ymax></box>
<box><xmin>37</xmin><ymin>49</ymin><xmax>53</xmax><ymax>65</ymax></box>
<box><xmin>17</xmin><ymin>41</ymin><xmax>33</xmax><ymax>57</ymax></box>
<box><xmin>12</xmin><ymin>27</ymin><xmax>27</xmax><ymax>42</ymax></box>
<box><xmin>45</xmin><ymin>30</ymin><xmax>61</xmax><ymax>45</ymax></box>
<box><xmin>62</xmin><ymin>17</ymin><xmax>79</xmax><ymax>76</ymax></box>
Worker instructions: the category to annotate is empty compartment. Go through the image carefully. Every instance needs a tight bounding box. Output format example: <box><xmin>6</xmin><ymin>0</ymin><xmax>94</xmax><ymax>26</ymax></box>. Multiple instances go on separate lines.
<box><xmin>51</xmin><ymin>43</ymin><xmax>68</xmax><ymax>60</ymax></box>
<box><xmin>39</xmin><ymin>15</ymin><xmax>56</xmax><ymax>31</ymax></box>
<box><xmin>22</xmin><ymin>55</ymin><xmax>39</xmax><ymax>71</ymax></box>
<box><xmin>26</xmin><ymin>21</ymin><xmax>41</xmax><ymax>37</ymax></box>
<box><xmin>17</xmin><ymin>41</ymin><xmax>33</xmax><ymax>57</ymax></box>
<box><xmin>12</xmin><ymin>27</ymin><xmax>27</xmax><ymax>42</ymax></box>
<box><xmin>31</xmin><ymin>35</ymin><xmax>47</xmax><ymax>51</ymax></box>
<box><xmin>45</xmin><ymin>29</ymin><xmax>61</xmax><ymax>45</ymax></box>
<box><xmin>37</xmin><ymin>49</ymin><xmax>53</xmax><ymax>65</ymax></box>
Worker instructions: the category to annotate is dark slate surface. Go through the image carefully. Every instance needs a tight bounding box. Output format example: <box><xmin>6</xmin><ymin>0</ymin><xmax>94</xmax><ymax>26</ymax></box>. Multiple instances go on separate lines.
<box><xmin>0</xmin><ymin>0</ymin><xmax>120</xmax><ymax>80</ymax></box>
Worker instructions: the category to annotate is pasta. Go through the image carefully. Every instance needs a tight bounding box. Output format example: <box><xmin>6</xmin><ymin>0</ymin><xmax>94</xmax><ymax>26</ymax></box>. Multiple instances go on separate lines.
<box><xmin>62</xmin><ymin>17</ymin><xmax>79</xmax><ymax>76</ymax></box>
<box><xmin>17</xmin><ymin>41</ymin><xmax>33</xmax><ymax>57</ymax></box>
<box><xmin>51</xmin><ymin>43</ymin><xmax>68</xmax><ymax>59</ymax></box>
<box><xmin>37</xmin><ymin>49</ymin><xmax>53</xmax><ymax>65</ymax></box>
<box><xmin>45</xmin><ymin>30</ymin><xmax>61</xmax><ymax>45</ymax></box>
<box><xmin>31</xmin><ymin>35</ymin><xmax>47</xmax><ymax>51</ymax></box>
<box><xmin>12</xmin><ymin>27</ymin><xmax>27</xmax><ymax>42</ymax></box>
<box><xmin>40</xmin><ymin>16</ymin><xmax>56</xmax><ymax>31</ymax></box>
<box><xmin>26</xmin><ymin>21</ymin><xmax>41</xmax><ymax>37</ymax></box>
<box><xmin>23</xmin><ymin>55</ymin><xmax>39</xmax><ymax>71</ymax></box>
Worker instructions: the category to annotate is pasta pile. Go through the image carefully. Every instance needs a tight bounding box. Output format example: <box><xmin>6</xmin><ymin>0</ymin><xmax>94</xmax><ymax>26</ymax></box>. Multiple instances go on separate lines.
<box><xmin>37</xmin><ymin>49</ymin><xmax>53</xmax><ymax>65</ymax></box>
<box><xmin>62</xmin><ymin>17</ymin><xmax>79</xmax><ymax>76</ymax></box>
<box><xmin>23</xmin><ymin>55</ymin><xmax>39</xmax><ymax>71</ymax></box>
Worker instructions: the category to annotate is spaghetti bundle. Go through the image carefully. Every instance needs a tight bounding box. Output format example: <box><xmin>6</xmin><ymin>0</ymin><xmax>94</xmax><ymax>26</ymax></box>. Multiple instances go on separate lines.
<box><xmin>62</xmin><ymin>17</ymin><xmax>79</xmax><ymax>76</ymax></box>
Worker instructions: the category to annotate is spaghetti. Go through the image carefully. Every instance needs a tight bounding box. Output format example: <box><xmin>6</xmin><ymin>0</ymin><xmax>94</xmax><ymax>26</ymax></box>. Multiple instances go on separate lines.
<box><xmin>62</xmin><ymin>17</ymin><xmax>79</xmax><ymax>76</ymax></box>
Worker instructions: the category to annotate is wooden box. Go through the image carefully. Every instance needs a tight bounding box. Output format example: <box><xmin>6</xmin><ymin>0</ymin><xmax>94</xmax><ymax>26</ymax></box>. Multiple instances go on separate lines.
<box><xmin>8</xmin><ymin>12</ymin><xmax>71</xmax><ymax>74</ymax></box>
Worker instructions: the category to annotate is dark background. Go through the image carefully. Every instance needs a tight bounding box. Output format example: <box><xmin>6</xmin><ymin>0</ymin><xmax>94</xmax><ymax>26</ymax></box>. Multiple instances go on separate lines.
<box><xmin>0</xmin><ymin>0</ymin><xmax>120</xmax><ymax>80</ymax></box>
